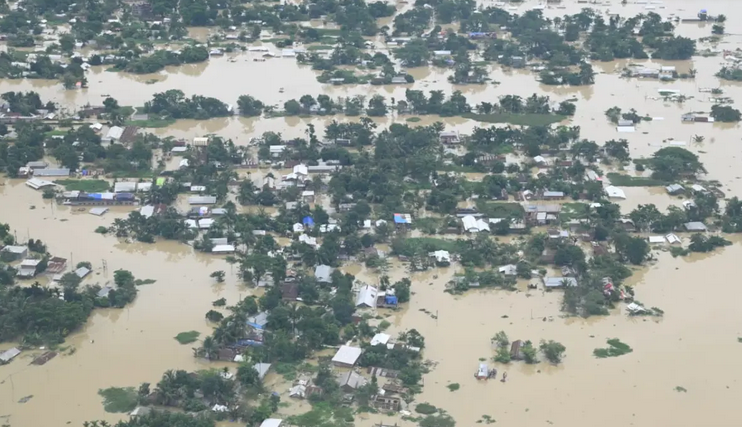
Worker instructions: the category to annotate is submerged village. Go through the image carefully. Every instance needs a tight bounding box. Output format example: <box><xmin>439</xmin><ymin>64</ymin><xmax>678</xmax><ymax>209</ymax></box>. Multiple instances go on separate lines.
<box><xmin>4</xmin><ymin>0</ymin><xmax>742</xmax><ymax>427</ymax></box>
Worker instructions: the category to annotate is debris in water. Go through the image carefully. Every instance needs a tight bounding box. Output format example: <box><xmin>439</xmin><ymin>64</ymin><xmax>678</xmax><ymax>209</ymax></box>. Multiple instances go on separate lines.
<box><xmin>18</xmin><ymin>395</ymin><xmax>33</xmax><ymax>403</ymax></box>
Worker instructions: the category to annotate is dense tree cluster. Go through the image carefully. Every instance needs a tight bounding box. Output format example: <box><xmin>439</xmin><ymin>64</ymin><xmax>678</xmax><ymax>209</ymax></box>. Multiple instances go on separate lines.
<box><xmin>143</xmin><ymin>90</ymin><xmax>232</xmax><ymax>119</ymax></box>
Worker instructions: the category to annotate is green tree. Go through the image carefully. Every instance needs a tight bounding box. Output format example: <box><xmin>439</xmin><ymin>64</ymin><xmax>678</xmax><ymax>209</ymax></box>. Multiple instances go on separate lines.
<box><xmin>237</xmin><ymin>95</ymin><xmax>264</xmax><ymax>117</ymax></box>
<box><xmin>540</xmin><ymin>340</ymin><xmax>566</xmax><ymax>364</ymax></box>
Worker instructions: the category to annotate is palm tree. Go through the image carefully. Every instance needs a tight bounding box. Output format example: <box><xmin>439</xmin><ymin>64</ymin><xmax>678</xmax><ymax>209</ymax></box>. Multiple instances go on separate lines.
<box><xmin>692</xmin><ymin>134</ymin><xmax>705</xmax><ymax>144</ymax></box>
<box><xmin>201</xmin><ymin>336</ymin><xmax>219</xmax><ymax>360</ymax></box>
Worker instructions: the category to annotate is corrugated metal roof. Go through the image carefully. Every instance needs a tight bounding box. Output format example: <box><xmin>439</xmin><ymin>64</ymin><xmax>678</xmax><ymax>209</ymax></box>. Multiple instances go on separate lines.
<box><xmin>33</xmin><ymin>168</ymin><xmax>70</xmax><ymax>177</ymax></box>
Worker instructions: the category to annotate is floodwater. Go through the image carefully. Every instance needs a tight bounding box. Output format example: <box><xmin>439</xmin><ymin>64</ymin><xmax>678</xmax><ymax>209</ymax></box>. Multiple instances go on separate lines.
<box><xmin>3</xmin><ymin>0</ymin><xmax>742</xmax><ymax>426</ymax></box>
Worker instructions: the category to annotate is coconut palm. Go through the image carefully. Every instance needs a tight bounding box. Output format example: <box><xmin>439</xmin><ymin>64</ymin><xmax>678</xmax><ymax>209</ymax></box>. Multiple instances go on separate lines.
<box><xmin>692</xmin><ymin>134</ymin><xmax>705</xmax><ymax>144</ymax></box>
<box><xmin>201</xmin><ymin>336</ymin><xmax>219</xmax><ymax>360</ymax></box>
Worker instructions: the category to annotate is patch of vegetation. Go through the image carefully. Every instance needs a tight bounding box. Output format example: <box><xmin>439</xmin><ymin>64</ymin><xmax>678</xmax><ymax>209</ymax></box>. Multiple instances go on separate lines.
<box><xmin>478</xmin><ymin>415</ymin><xmax>496</xmax><ymax>424</ymax></box>
<box><xmin>540</xmin><ymin>340</ymin><xmax>566</xmax><ymax>364</ymax></box>
<box><xmin>675</xmin><ymin>386</ymin><xmax>687</xmax><ymax>393</ymax></box>
<box><xmin>406</xmin><ymin>117</ymin><xmax>422</xmax><ymax>122</ymax></box>
<box><xmin>174</xmin><ymin>331</ymin><xmax>200</xmax><ymax>344</ymax></box>
<box><xmin>476</xmin><ymin>201</ymin><xmax>525</xmax><ymax>218</ymax></box>
<box><xmin>98</xmin><ymin>387</ymin><xmax>138</xmax><ymax>413</ymax></box>
<box><xmin>446</xmin><ymin>383</ymin><xmax>460</xmax><ymax>391</ymax></box>
<box><xmin>419</xmin><ymin>413</ymin><xmax>456</xmax><ymax>427</ymax></box>
<box><xmin>54</xmin><ymin>179</ymin><xmax>110</xmax><ymax>192</ymax></box>
<box><xmin>593</xmin><ymin>338</ymin><xmax>633</xmax><ymax>358</ymax></box>
<box><xmin>463</xmin><ymin>113</ymin><xmax>566</xmax><ymax>126</ymax></box>
<box><xmin>274</xmin><ymin>361</ymin><xmax>300</xmax><ymax>381</ymax></box>
<box><xmin>415</xmin><ymin>403</ymin><xmax>438</xmax><ymax>415</ymax></box>
<box><xmin>606</xmin><ymin>173</ymin><xmax>666</xmax><ymax>187</ymax></box>
<box><xmin>134</xmin><ymin>279</ymin><xmax>156</xmax><ymax>286</ymax></box>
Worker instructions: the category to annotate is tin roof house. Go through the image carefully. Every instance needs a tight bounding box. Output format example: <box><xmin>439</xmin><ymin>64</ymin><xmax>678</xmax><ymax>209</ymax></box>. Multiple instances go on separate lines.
<box><xmin>332</xmin><ymin>345</ymin><xmax>362</xmax><ymax>368</ymax></box>
<box><xmin>355</xmin><ymin>285</ymin><xmax>378</xmax><ymax>308</ymax></box>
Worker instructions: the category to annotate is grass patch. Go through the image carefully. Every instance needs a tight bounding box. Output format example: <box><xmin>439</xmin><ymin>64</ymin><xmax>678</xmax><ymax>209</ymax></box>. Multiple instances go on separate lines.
<box><xmin>413</xmin><ymin>217</ymin><xmax>443</xmax><ymax>234</ymax></box>
<box><xmin>307</xmin><ymin>44</ymin><xmax>335</xmax><ymax>51</ymax></box>
<box><xmin>462</xmin><ymin>113</ymin><xmax>566</xmax><ymax>127</ymax></box>
<box><xmin>560</xmin><ymin>202</ymin><xmax>589</xmax><ymax>222</ymax></box>
<box><xmin>174</xmin><ymin>331</ymin><xmax>200</xmax><ymax>344</ymax></box>
<box><xmin>675</xmin><ymin>386</ymin><xmax>687</xmax><ymax>392</ymax></box>
<box><xmin>45</xmin><ymin>129</ymin><xmax>68</xmax><ymax>136</ymax></box>
<box><xmin>395</xmin><ymin>237</ymin><xmax>459</xmax><ymax>256</ymax></box>
<box><xmin>446</xmin><ymin>383</ymin><xmax>460</xmax><ymax>392</ymax></box>
<box><xmin>134</xmin><ymin>279</ymin><xmax>156</xmax><ymax>286</ymax></box>
<box><xmin>406</xmin><ymin>117</ymin><xmax>422</xmax><ymax>123</ymax></box>
<box><xmin>274</xmin><ymin>361</ymin><xmax>299</xmax><ymax>381</ymax></box>
<box><xmin>437</xmin><ymin>164</ymin><xmax>481</xmax><ymax>173</ymax></box>
<box><xmin>301</xmin><ymin>27</ymin><xmax>342</xmax><ymax>36</ymax></box>
<box><xmin>125</xmin><ymin>118</ymin><xmax>176</xmax><ymax>128</ymax></box>
<box><xmin>109</xmin><ymin>170</ymin><xmax>156</xmax><ymax>179</ymax></box>
<box><xmin>54</xmin><ymin>179</ymin><xmax>110</xmax><ymax>192</ymax></box>
<box><xmin>593</xmin><ymin>338</ymin><xmax>633</xmax><ymax>358</ymax></box>
<box><xmin>606</xmin><ymin>173</ymin><xmax>666</xmax><ymax>187</ymax></box>
<box><xmin>287</xmin><ymin>401</ymin><xmax>355</xmax><ymax>427</ymax></box>
<box><xmin>415</xmin><ymin>403</ymin><xmax>438</xmax><ymax>414</ymax></box>
<box><xmin>98</xmin><ymin>387</ymin><xmax>138</xmax><ymax>413</ymax></box>
<box><xmin>476</xmin><ymin>201</ymin><xmax>525</xmax><ymax>218</ymax></box>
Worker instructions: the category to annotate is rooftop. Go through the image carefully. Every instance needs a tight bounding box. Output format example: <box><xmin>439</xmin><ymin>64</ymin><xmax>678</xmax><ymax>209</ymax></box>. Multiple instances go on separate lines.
<box><xmin>332</xmin><ymin>345</ymin><xmax>363</xmax><ymax>366</ymax></box>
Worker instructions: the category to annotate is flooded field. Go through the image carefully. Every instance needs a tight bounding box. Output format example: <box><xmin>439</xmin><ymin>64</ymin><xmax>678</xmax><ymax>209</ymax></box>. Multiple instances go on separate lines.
<box><xmin>3</xmin><ymin>0</ymin><xmax>742</xmax><ymax>426</ymax></box>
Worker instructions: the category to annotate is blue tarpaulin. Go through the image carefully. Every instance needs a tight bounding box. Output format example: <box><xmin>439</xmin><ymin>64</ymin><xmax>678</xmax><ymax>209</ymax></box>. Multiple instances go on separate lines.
<box><xmin>385</xmin><ymin>295</ymin><xmax>398</xmax><ymax>306</ymax></box>
<box><xmin>234</xmin><ymin>339</ymin><xmax>264</xmax><ymax>347</ymax></box>
<box><xmin>303</xmin><ymin>216</ymin><xmax>314</xmax><ymax>226</ymax></box>
<box><xmin>394</xmin><ymin>213</ymin><xmax>411</xmax><ymax>224</ymax></box>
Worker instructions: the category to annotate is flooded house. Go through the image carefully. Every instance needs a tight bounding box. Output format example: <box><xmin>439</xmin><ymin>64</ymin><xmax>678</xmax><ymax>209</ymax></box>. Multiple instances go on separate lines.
<box><xmin>525</xmin><ymin>204</ymin><xmax>561</xmax><ymax>225</ymax></box>
<box><xmin>332</xmin><ymin>346</ymin><xmax>363</xmax><ymax>370</ymax></box>
<box><xmin>16</xmin><ymin>259</ymin><xmax>41</xmax><ymax>278</ymax></box>
<box><xmin>25</xmin><ymin>178</ymin><xmax>54</xmax><ymax>190</ymax></box>
<box><xmin>337</xmin><ymin>370</ymin><xmax>368</xmax><ymax>393</ymax></box>
<box><xmin>439</xmin><ymin>130</ymin><xmax>461</xmax><ymax>145</ymax></box>
<box><xmin>373</xmin><ymin>394</ymin><xmax>402</xmax><ymax>412</ymax></box>
<box><xmin>393</xmin><ymin>213</ymin><xmax>413</xmax><ymax>230</ymax></box>
<box><xmin>510</xmin><ymin>340</ymin><xmax>523</xmax><ymax>360</ymax></box>
<box><xmin>543</xmin><ymin>276</ymin><xmax>578</xmax><ymax>288</ymax></box>
<box><xmin>666</xmin><ymin>184</ymin><xmax>685</xmax><ymax>195</ymax></box>
<box><xmin>541</xmin><ymin>190</ymin><xmax>565</xmax><ymax>200</ymax></box>
<box><xmin>281</xmin><ymin>282</ymin><xmax>299</xmax><ymax>301</ymax></box>
<box><xmin>681</xmin><ymin>113</ymin><xmax>714</xmax><ymax>123</ymax></box>
<box><xmin>32</xmin><ymin>168</ymin><xmax>70</xmax><ymax>177</ymax></box>
<box><xmin>0</xmin><ymin>347</ymin><xmax>21</xmax><ymax>364</ymax></box>
<box><xmin>684</xmin><ymin>221</ymin><xmax>707</xmax><ymax>232</ymax></box>
<box><xmin>188</xmin><ymin>196</ymin><xmax>217</xmax><ymax>205</ymax></box>
<box><xmin>1</xmin><ymin>245</ymin><xmax>28</xmax><ymax>260</ymax></box>
<box><xmin>430</xmin><ymin>250</ymin><xmax>451</xmax><ymax>267</ymax></box>
<box><xmin>355</xmin><ymin>285</ymin><xmax>379</xmax><ymax>308</ymax></box>
<box><xmin>315</xmin><ymin>264</ymin><xmax>333</xmax><ymax>283</ymax></box>
<box><xmin>60</xmin><ymin>191</ymin><xmax>137</xmax><ymax>206</ymax></box>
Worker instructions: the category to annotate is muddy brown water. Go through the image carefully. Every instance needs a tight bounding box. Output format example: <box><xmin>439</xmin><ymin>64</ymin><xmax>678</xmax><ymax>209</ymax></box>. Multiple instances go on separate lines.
<box><xmin>4</xmin><ymin>1</ymin><xmax>742</xmax><ymax>426</ymax></box>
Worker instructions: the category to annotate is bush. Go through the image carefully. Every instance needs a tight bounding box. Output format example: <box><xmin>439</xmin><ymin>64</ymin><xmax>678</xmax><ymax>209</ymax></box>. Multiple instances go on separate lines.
<box><xmin>98</xmin><ymin>387</ymin><xmax>138</xmax><ymax>413</ymax></box>
<box><xmin>593</xmin><ymin>338</ymin><xmax>633</xmax><ymax>358</ymax></box>
<box><xmin>540</xmin><ymin>340</ymin><xmax>566</xmax><ymax>364</ymax></box>
<box><xmin>415</xmin><ymin>403</ymin><xmax>438</xmax><ymax>414</ymax></box>
<box><xmin>174</xmin><ymin>330</ymin><xmax>200</xmax><ymax>344</ymax></box>
<box><xmin>205</xmin><ymin>310</ymin><xmax>224</xmax><ymax>322</ymax></box>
